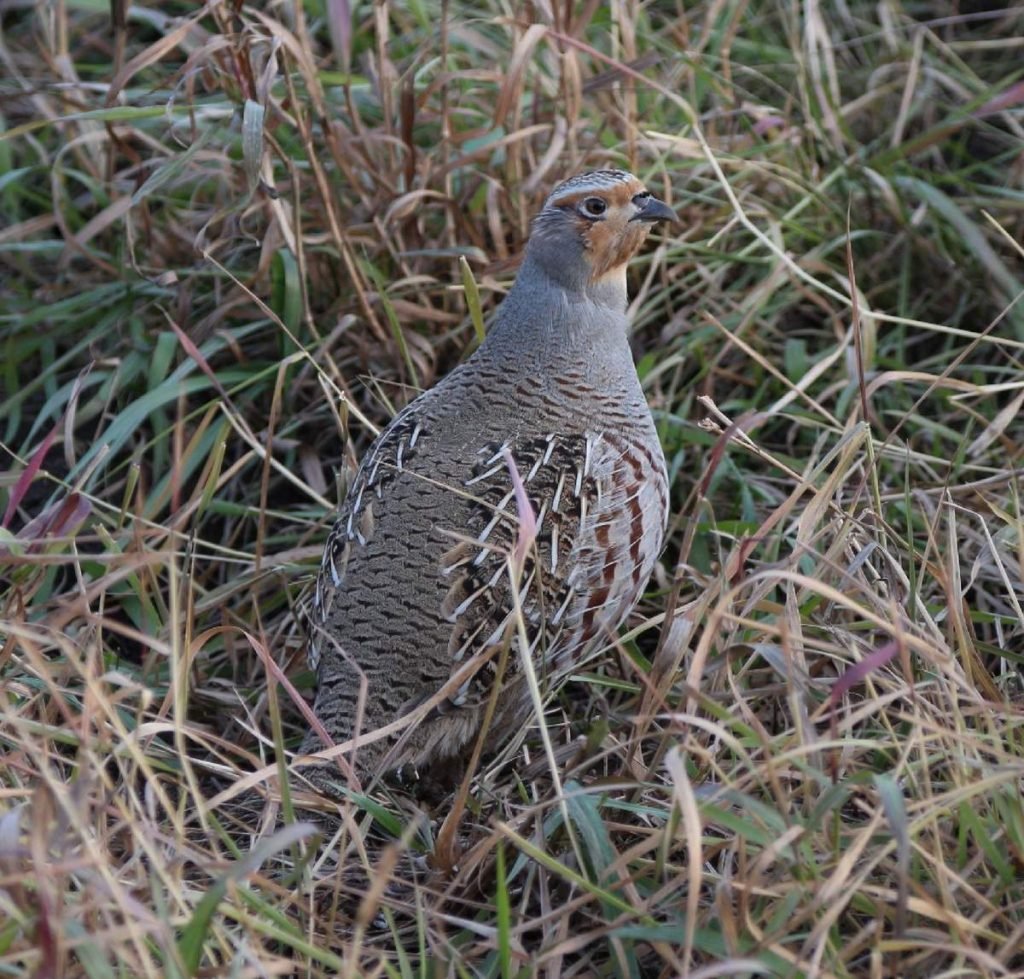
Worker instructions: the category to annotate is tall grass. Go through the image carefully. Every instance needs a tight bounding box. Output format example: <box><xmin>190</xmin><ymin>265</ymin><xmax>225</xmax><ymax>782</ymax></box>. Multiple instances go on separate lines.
<box><xmin>1</xmin><ymin>1</ymin><xmax>1023</xmax><ymax>975</ymax></box>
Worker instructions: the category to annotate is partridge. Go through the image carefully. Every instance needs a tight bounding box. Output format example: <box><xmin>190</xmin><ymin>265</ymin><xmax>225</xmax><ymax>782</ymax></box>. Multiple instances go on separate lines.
<box><xmin>306</xmin><ymin>169</ymin><xmax>674</xmax><ymax>783</ymax></box>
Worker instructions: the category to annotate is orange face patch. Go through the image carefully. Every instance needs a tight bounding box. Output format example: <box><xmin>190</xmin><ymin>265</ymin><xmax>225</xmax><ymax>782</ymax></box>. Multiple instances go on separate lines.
<box><xmin>583</xmin><ymin>220</ymin><xmax>652</xmax><ymax>281</ymax></box>
<box><xmin>550</xmin><ymin>181</ymin><xmax>653</xmax><ymax>282</ymax></box>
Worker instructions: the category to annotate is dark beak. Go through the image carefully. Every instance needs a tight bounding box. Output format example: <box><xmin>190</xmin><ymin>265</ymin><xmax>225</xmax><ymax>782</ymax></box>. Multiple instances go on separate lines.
<box><xmin>630</xmin><ymin>195</ymin><xmax>677</xmax><ymax>224</ymax></box>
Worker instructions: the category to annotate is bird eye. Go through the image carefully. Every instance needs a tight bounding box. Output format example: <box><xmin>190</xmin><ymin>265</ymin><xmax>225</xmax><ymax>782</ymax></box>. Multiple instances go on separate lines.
<box><xmin>579</xmin><ymin>197</ymin><xmax>607</xmax><ymax>218</ymax></box>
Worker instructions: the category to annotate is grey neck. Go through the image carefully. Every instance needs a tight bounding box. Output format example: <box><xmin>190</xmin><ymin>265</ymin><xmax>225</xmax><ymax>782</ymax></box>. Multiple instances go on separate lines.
<box><xmin>481</xmin><ymin>252</ymin><xmax>631</xmax><ymax>366</ymax></box>
<box><xmin>519</xmin><ymin>236</ymin><xmax>629</xmax><ymax>309</ymax></box>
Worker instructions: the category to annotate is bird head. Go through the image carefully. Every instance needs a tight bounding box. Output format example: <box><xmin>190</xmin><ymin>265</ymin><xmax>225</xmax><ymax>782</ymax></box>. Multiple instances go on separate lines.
<box><xmin>525</xmin><ymin>169</ymin><xmax>676</xmax><ymax>294</ymax></box>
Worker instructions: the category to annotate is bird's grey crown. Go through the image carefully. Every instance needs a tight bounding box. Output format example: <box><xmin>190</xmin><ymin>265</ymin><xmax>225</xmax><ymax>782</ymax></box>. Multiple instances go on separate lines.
<box><xmin>545</xmin><ymin>169</ymin><xmax>636</xmax><ymax>206</ymax></box>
